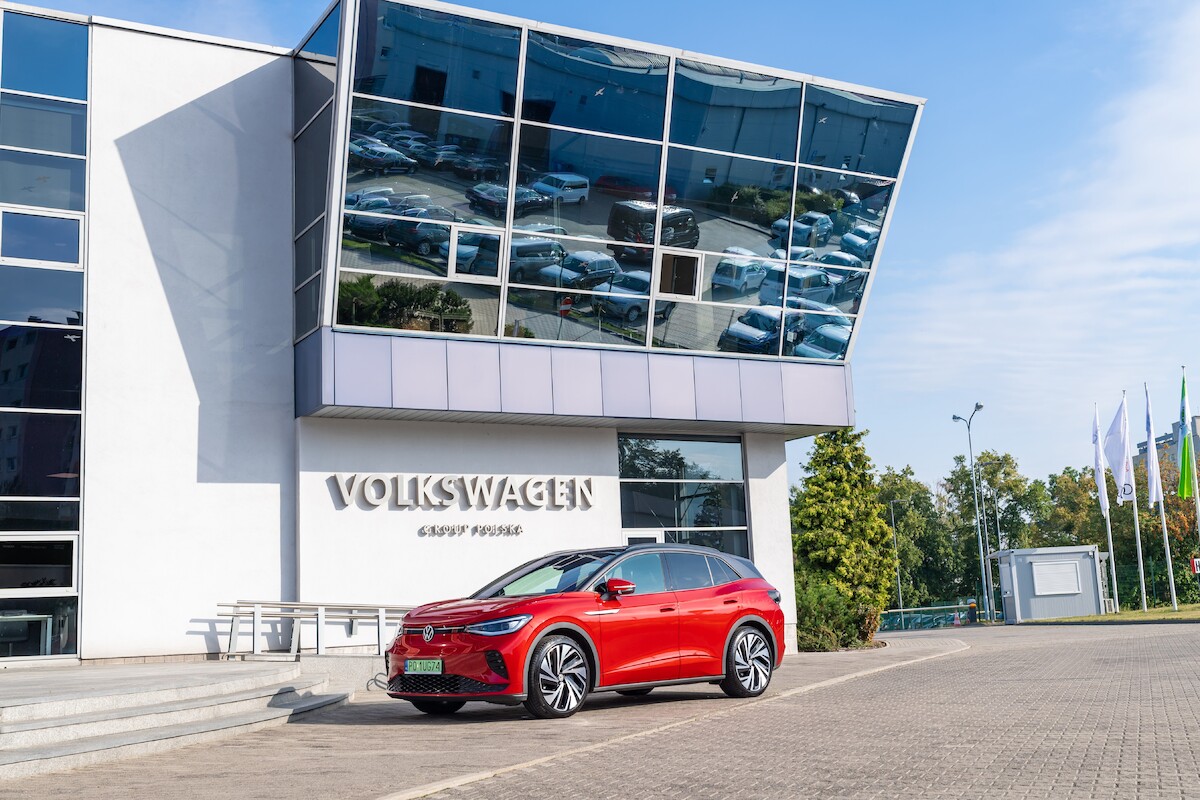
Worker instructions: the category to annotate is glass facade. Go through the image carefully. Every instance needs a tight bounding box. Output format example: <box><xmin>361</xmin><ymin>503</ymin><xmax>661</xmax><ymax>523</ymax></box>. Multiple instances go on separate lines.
<box><xmin>331</xmin><ymin>0</ymin><xmax>919</xmax><ymax>364</ymax></box>
<box><xmin>0</xmin><ymin>10</ymin><xmax>87</xmax><ymax>657</ymax></box>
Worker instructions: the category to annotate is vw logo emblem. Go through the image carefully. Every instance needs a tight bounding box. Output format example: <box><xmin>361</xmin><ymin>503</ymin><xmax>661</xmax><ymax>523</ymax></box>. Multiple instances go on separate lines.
<box><xmin>422</xmin><ymin>625</ymin><xmax>435</xmax><ymax>643</ymax></box>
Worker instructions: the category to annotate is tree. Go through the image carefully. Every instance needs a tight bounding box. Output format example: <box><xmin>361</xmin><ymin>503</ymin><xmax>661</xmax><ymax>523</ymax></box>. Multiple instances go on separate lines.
<box><xmin>877</xmin><ymin>466</ymin><xmax>960</xmax><ymax>607</ymax></box>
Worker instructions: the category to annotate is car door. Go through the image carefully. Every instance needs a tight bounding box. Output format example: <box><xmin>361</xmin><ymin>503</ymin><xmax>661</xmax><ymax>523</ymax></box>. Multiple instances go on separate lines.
<box><xmin>666</xmin><ymin>552</ymin><xmax>741</xmax><ymax>678</ymax></box>
<box><xmin>593</xmin><ymin>553</ymin><xmax>680</xmax><ymax>686</ymax></box>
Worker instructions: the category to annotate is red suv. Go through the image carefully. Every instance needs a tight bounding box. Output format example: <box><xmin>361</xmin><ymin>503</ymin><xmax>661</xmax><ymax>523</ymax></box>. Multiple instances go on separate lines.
<box><xmin>386</xmin><ymin>544</ymin><xmax>784</xmax><ymax>719</ymax></box>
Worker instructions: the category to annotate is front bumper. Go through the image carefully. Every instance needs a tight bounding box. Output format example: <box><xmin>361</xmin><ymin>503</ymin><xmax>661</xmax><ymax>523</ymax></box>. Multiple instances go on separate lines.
<box><xmin>386</xmin><ymin>628</ymin><xmax>534</xmax><ymax>701</ymax></box>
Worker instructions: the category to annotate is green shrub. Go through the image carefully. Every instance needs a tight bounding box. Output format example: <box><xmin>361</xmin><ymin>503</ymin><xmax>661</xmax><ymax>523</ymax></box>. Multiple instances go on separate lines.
<box><xmin>794</xmin><ymin>577</ymin><xmax>860</xmax><ymax>652</ymax></box>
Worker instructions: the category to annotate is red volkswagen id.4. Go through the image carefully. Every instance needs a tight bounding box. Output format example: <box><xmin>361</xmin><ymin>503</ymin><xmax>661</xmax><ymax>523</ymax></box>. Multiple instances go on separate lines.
<box><xmin>386</xmin><ymin>544</ymin><xmax>785</xmax><ymax>718</ymax></box>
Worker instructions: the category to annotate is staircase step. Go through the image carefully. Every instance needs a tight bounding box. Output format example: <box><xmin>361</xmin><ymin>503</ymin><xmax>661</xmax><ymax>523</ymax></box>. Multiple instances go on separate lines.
<box><xmin>0</xmin><ymin>690</ymin><xmax>347</xmax><ymax>780</ymax></box>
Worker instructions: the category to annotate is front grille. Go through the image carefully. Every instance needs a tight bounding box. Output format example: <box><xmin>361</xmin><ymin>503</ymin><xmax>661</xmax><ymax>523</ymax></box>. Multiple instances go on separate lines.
<box><xmin>485</xmin><ymin>650</ymin><xmax>508</xmax><ymax>678</ymax></box>
<box><xmin>390</xmin><ymin>674</ymin><xmax>507</xmax><ymax>695</ymax></box>
<box><xmin>402</xmin><ymin>626</ymin><xmax>466</xmax><ymax>636</ymax></box>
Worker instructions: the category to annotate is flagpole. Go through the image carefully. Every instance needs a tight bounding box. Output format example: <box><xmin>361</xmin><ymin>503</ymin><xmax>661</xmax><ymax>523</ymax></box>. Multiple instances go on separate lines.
<box><xmin>1183</xmin><ymin>367</ymin><xmax>1200</xmax><ymax>550</ymax></box>
<box><xmin>1104</xmin><ymin>512</ymin><xmax>1120</xmax><ymax>612</ymax></box>
<box><xmin>1122</xmin><ymin>390</ymin><xmax>1149</xmax><ymax>611</ymax></box>
<box><xmin>1095</xmin><ymin>403</ymin><xmax>1120</xmax><ymax>613</ymax></box>
<box><xmin>1158</xmin><ymin>501</ymin><xmax>1178</xmax><ymax>611</ymax></box>
<box><xmin>1146</xmin><ymin>382</ymin><xmax>1178</xmax><ymax>611</ymax></box>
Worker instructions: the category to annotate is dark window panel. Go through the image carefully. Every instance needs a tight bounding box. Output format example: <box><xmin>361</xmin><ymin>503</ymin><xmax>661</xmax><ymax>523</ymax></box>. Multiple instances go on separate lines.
<box><xmin>619</xmin><ymin>481</ymin><xmax>746</xmax><ymax>528</ymax></box>
<box><xmin>0</xmin><ymin>596</ymin><xmax>77</xmax><ymax>657</ymax></box>
<box><xmin>522</xmin><ymin>31</ymin><xmax>667</xmax><ymax>141</ymax></box>
<box><xmin>665</xmin><ymin>529</ymin><xmax>749</xmax><ymax>558</ymax></box>
<box><xmin>670</xmin><ymin>60</ymin><xmax>802</xmax><ymax>161</ymax></box>
<box><xmin>294</xmin><ymin>60</ymin><xmax>335</xmax><ymax>134</ymax></box>
<box><xmin>0</xmin><ymin>411</ymin><xmax>81</xmax><ymax>498</ymax></box>
<box><xmin>0</xmin><ymin>539</ymin><xmax>72</xmax><ymax>589</ymax></box>
<box><xmin>337</xmin><ymin>272</ymin><xmax>499</xmax><ymax>336</ymax></box>
<box><xmin>295</xmin><ymin>217</ymin><xmax>325</xmax><ymax>287</ymax></box>
<box><xmin>0</xmin><ymin>500</ymin><xmax>78</xmax><ymax>531</ymax></box>
<box><xmin>0</xmin><ymin>325</ymin><xmax>82</xmax><ymax>410</ymax></box>
<box><xmin>0</xmin><ymin>93</ymin><xmax>86</xmax><ymax>155</ymax></box>
<box><xmin>0</xmin><ymin>266</ymin><xmax>83</xmax><ymax>325</ymax></box>
<box><xmin>0</xmin><ymin>149</ymin><xmax>85</xmax><ymax>211</ymax></box>
<box><xmin>1</xmin><ymin>13</ymin><xmax>88</xmax><ymax>101</ymax></box>
<box><xmin>707</xmin><ymin>555</ymin><xmax>741</xmax><ymax>585</ymax></box>
<box><xmin>618</xmin><ymin>436</ymin><xmax>743</xmax><ymax>481</ymax></box>
<box><xmin>354</xmin><ymin>0</ymin><xmax>519</xmax><ymax>118</ymax></box>
<box><xmin>664</xmin><ymin>551</ymin><xmax>714</xmax><ymax>591</ymax></box>
<box><xmin>298</xmin><ymin>2</ymin><xmax>341</xmax><ymax>59</ymax></box>
<box><xmin>1</xmin><ymin>213</ymin><xmax>79</xmax><ymax>263</ymax></box>
<box><xmin>294</xmin><ymin>103</ymin><xmax>332</xmax><ymax>236</ymax></box>
<box><xmin>800</xmin><ymin>85</ymin><xmax>916</xmax><ymax>178</ymax></box>
<box><xmin>294</xmin><ymin>279</ymin><xmax>320</xmax><ymax>340</ymax></box>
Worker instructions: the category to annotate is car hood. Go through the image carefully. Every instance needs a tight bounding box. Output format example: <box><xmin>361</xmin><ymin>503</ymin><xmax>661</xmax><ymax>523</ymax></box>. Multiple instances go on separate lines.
<box><xmin>404</xmin><ymin>596</ymin><xmax>536</xmax><ymax>626</ymax></box>
<box><xmin>723</xmin><ymin>321</ymin><xmax>774</xmax><ymax>343</ymax></box>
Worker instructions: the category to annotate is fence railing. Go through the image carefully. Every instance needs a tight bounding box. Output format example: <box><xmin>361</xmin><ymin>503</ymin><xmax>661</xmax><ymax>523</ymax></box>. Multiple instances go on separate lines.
<box><xmin>217</xmin><ymin>601</ymin><xmax>413</xmax><ymax>656</ymax></box>
<box><xmin>880</xmin><ymin>603</ymin><xmax>988</xmax><ymax>632</ymax></box>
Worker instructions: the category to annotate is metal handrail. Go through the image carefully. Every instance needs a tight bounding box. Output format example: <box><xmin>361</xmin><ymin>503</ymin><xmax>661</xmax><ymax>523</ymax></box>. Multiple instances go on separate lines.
<box><xmin>217</xmin><ymin>601</ymin><xmax>413</xmax><ymax>656</ymax></box>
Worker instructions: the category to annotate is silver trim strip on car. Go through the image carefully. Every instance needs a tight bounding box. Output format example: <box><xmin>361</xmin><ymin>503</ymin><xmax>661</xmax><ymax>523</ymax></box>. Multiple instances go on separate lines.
<box><xmin>583</xmin><ymin>609</ymin><xmax>620</xmax><ymax>616</ymax></box>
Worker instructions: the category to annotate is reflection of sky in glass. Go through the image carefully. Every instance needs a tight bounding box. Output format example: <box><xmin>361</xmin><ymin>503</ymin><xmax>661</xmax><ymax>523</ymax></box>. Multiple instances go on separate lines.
<box><xmin>299</xmin><ymin>2</ymin><xmax>340</xmax><ymax>57</ymax></box>
<box><xmin>1</xmin><ymin>13</ymin><xmax>88</xmax><ymax>101</ymax></box>
<box><xmin>0</xmin><ymin>266</ymin><xmax>83</xmax><ymax>325</ymax></box>
<box><xmin>620</xmin><ymin>436</ymin><xmax>743</xmax><ymax>481</ymax></box>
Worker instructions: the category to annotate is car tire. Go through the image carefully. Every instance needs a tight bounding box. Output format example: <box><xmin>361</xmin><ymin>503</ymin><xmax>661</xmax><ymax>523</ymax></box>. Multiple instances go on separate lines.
<box><xmin>410</xmin><ymin>699</ymin><xmax>466</xmax><ymax>715</ymax></box>
<box><xmin>626</xmin><ymin>305</ymin><xmax>642</xmax><ymax>324</ymax></box>
<box><xmin>416</xmin><ymin>240</ymin><xmax>432</xmax><ymax>256</ymax></box>
<box><xmin>578</xmin><ymin>195</ymin><xmax>587</xmax><ymax>206</ymax></box>
<box><xmin>523</xmin><ymin>634</ymin><xmax>590</xmax><ymax>719</ymax></box>
<box><xmin>719</xmin><ymin>626</ymin><xmax>773</xmax><ymax>699</ymax></box>
<box><xmin>616</xmin><ymin>688</ymin><xmax>652</xmax><ymax>697</ymax></box>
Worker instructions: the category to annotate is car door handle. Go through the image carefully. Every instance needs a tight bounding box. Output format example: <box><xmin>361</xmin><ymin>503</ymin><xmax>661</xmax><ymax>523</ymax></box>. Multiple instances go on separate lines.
<box><xmin>723</xmin><ymin>599</ymin><xmax>737</xmax><ymax>605</ymax></box>
<box><xmin>660</xmin><ymin>606</ymin><xmax>675</xmax><ymax>613</ymax></box>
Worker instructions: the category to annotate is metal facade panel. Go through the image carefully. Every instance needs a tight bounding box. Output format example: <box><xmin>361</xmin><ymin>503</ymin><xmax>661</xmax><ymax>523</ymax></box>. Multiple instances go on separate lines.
<box><xmin>781</xmin><ymin>362</ymin><xmax>851</xmax><ymax>427</ymax></box>
<box><xmin>648</xmin><ymin>354</ymin><xmax>697</xmax><ymax>420</ymax></box>
<box><xmin>693</xmin><ymin>357</ymin><xmax>743</xmax><ymax>422</ymax></box>
<box><xmin>551</xmin><ymin>347</ymin><xmax>603</xmax><ymax>417</ymax></box>
<box><xmin>600</xmin><ymin>351</ymin><xmax>651</xmax><ymax>418</ymax></box>
<box><xmin>739</xmin><ymin>361</ymin><xmax>785</xmax><ymax>423</ymax></box>
<box><xmin>333</xmin><ymin>332</ymin><xmax>391</xmax><ymax>407</ymax></box>
<box><xmin>446</xmin><ymin>340</ymin><xmax>501</xmax><ymax>412</ymax></box>
<box><xmin>500</xmin><ymin>344</ymin><xmax>554</xmax><ymax>414</ymax></box>
<box><xmin>294</xmin><ymin>329</ymin><xmax>323</xmax><ymax>417</ymax></box>
<box><xmin>391</xmin><ymin>337</ymin><xmax>448</xmax><ymax>411</ymax></box>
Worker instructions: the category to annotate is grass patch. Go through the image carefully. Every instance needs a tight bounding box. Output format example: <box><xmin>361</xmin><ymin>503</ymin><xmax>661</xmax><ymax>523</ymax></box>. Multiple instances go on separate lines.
<box><xmin>1032</xmin><ymin>603</ymin><xmax>1200</xmax><ymax>624</ymax></box>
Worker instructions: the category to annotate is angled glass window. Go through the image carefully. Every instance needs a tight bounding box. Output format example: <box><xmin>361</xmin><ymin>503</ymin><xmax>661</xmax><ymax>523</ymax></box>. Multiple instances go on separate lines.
<box><xmin>671</xmin><ymin>60</ymin><xmax>802</xmax><ymax>161</ymax></box>
<box><xmin>0</xmin><ymin>411</ymin><xmax>81</xmax><ymax>498</ymax></box>
<box><xmin>0</xmin><ymin>93</ymin><xmax>86</xmax><ymax>155</ymax></box>
<box><xmin>619</xmin><ymin>482</ymin><xmax>746</xmax><ymax>528</ymax></box>
<box><xmin>618</xmin><ymin>436</ymin><xmax>743</xmax><ymax>481</ymax></box>
<box><xmin>503</xmin><ymin>285</ymin><xmax>647</xmax><ymax>348</ymax></box>
<box><xmin>298</xmin><ymin>2</ymin><xmax>341</xmax><ymax>59</ymax></box>
<box><xmin>294</xmin><ymin>279</ymin><xmax>320</xmax><ymax>340</ymax></box>
<box><xmin>0</xmin><ymin>500</ymin><xmax>78</xmax><ymax>531</ymax></box>
<box><xmin>295</xmin><ymin>217</ymin><xmax>324</xmax><ymax>288</ymax></box>
<box><xmin>337</xmin><ymin>272</ymin><xmax>499</xmax><ymax>336</ymax></box>
<box><xmin>0</xmin><ymin>150</ymin><xmax>85</xmax><ymax>212</ymax></box>
<box><xmin>354</xmin><ymin>0</ymin><xmax>519</xmax><ymax>118</ymax></box>
<box><xmin>1</xmin><ymin>213</ymin><xmax>79</xmax><ymax>264</ymax></box>
<box><xmin>784</xmin><ymin>311</ymin><xmax>854</xmax><ymax>361</ymax></box>
<box><xmin>294</xmin><ymin>103</ymin><xmax>332</xmax><ymax>235</ymax></box>
<box><xmin>294</xmin><ymin>60</ymin><xmax>335</xmax><ymax>133</ymax></box>
<box><xmin>650</xmin><ymin>300</ymin><xmax>762</xmax><ymax>355</ymax></box>
<box><xmin>523</xmin><ymin>32</ymin><xmax>667</xmax><ymax>141</ymax></box>
<box><xmin>0</xmin><ymin>325</ymin><xmax>82</xmax><ymax>410</ymax></box>
<box><xmin>800</xmin><ymin>85</ymin><xmax>916</xmax><ymax>178</ymax></box>
<box><xmin>1</xmin><ymin>13</ymin><xmax>88</xmax><ymax>101</ymax></box>
<box><xmin>0</xmin><ymin>266</ymin><xmax>83</xmax><ymax>325</ymax></box>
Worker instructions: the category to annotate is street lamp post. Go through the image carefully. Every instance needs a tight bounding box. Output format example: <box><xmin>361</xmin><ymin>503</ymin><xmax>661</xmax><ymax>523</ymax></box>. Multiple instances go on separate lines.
<box><xmin>953</xmin><ymin>403</ymin><xmax>990</xmax><ymax>622</ymax></box>
<box><xmin>888</xmin><ymin>499</ymin><xmax>906</xmax><ymax>630</ymax></box>
<box><xmin>976</xmin><ymin>459</ymin><xmax>1004</xmax><ymax>618</ymax></box>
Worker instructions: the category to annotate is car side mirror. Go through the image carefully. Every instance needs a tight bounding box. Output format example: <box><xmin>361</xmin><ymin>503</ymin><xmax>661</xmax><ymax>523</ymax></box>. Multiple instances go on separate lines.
<box><xmin>602</xmin><ymin>578</ymin><xmax>636</xmax><ymax>596</ymax></box>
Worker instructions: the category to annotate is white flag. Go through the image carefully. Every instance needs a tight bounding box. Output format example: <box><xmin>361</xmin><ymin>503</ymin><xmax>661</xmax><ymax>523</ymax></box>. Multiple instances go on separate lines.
<box><xmin>1146</xmin><ymin>384</ymin><xmax>1164</xmax><ymax>507</ymax></box>
<box><xmin>1104</xmin><ymin>396</ymin><xmax>1135</xmax><ymax>505</ymax></box>
<box><xmin>1093</xmin><ymin>406</ymin><xmax>1111</xmax><ymax>517</ymax></box>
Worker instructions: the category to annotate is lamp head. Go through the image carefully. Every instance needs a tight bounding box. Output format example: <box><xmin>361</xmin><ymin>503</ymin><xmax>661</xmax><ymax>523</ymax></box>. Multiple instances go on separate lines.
<box><xmin>974</xmin><ymin>402</ymin><xmax>984</xmax><ymax>411</ymax></box>
<box><xmin>952</xmin><ymin>414</ymin><xmax>964</xmax><ymax>422</ymax></box>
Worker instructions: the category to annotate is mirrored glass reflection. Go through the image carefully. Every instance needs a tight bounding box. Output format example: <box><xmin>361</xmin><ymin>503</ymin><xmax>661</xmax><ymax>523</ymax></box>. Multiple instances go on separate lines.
<box><xmin>1</xmin><ymin>213</ymin><xmax>79</xmax><ymax>264</ymax></box>
<box><xmin>650</xmin><ymin>300</ymin><xmax>756</xmax><ymax>354</ymax></box>
<box><xmin>0</xmin><ymin>596</ymin><xmax>77</xmax><ymax>657</ymax></box>
<box><xmin>0</xmin><ymin>499</ymin><xmax>78</xmax><ymax>531</ymax></box>
<box><xmin>298</xmin><ymin>2</ymin><xmax>341</xmax><ymax>59</ymax></box>
<box><xmin>522</xmin><ymin>32</ymin><xmax>667</xmax><ymax>141</ymax></box>
<box><xmin>508</xmin><ymin>233</ymin><xmax>647</xmax><ymax>291</ymax></box>
<box><xmin>663</xmin><ymin>148</ymin><xmax>793</xmax><ymax>255</ymax></box>
<box><xmin>769</xmin><ymin>168</ymin><xmax>892</xmax><ymax>263</ymax></box>
<box><xmin>670</xmin><ymin>60</ymin><xmax>802</xmax><ymax>161</ymax></box>
<box><xmin>618</xmin><ymin>436</ymin><xmax>743</xmax><ymax>481</ymax></box>
<box><xmin>0</xmin><ymin>411</ymin><xmax>81</xmax><ymax>497</ymax></box>
<box><xmin>341</xmin><ymin>220</ymin><xmax>452</xmax><ymax>279</ymax></box>
<box><xmin>700</xmin><ymin>252</ymin><xmax>784</xmax><ymax>304</ymax></box>
<box><xmin>0</xmin><ymin>325</ymin><xmax>82</xmax><ymax>410</ymax></box>
<box><xmin>294</xmin><ymin>279</ymin><xmax>320</xmax><ymax>340</ymax></box>
<box><xmin>354</xmin><ymin>0</ymin><xmax>519</xmax><ymax>118</ymax></box>
<box><xmin>783</xmin><ymin>310</ymin><xmax>854</xmax><ymax>361</ymax></box>
<box><xmin>515</xmin><ymin>124</ymin><xmax>663</xmax><ymax>240</ymax></box>
<box><xmin>801</xmin><ymin>85</ymin><xmax>916</xmax><ymax>178</ymax></box>
<box><xmin>0</xmin><ymin>266</ymin><xmax>83</xmax><ymax>325</ymax></box>
<box><xmin>337</xmin><ymin>272</ymin><xmax>499</xmax><ymax>336</ymax></box>
<box><xmin>0</xmin><ymin>150</ymin><xmax>85</xmax><ymax>212</ymax></box>
<box><xmin>1</xmin><ymin>13</ymin><xmax>88</xmax><ymax>101</ymax></box>
<box><xmin>619</xmin><ymin>482</ymin><xmax>747</xmax><ymax>528</ymax></box>
<box><xmin>503</xmin><ymin>286</ymin><xmax>645</xmax><ymax>348</ymax></box>
<box><xmin>664</xmin><ymin>529</ymin><xmax>748</xmax><ymax>558</ymax></box>
<box><xmin>0</xmin><ymin>93</ymin><xmax>86</xmax><ymax>156</ymax></box>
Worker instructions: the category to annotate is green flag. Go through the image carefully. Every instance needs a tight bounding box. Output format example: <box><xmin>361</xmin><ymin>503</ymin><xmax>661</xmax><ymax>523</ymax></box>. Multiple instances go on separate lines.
<box><xmin>1180</xmin><ymin>374</ymin><xmax>1197</xmax><ymax>498</ymax></box>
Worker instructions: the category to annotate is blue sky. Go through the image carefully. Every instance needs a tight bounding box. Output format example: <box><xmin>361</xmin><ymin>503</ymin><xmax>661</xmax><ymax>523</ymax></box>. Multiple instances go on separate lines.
<box><xmin>40</xmin><ymin>0</ymin><xmax>1200</xmax><ymax>488</ymax></box>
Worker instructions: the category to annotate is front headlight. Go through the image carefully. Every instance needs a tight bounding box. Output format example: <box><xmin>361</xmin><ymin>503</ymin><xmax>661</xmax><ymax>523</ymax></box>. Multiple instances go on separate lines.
<box><xmin>464</xmin><ymin>614</ymin><xmax>533</xmax><ymax>637</ymax></box>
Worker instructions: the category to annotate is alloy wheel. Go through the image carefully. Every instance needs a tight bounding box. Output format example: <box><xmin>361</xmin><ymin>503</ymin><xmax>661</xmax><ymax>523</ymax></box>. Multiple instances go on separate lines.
<box><xmin>537</xmin><ymin>641</ymin><xmax>588</xmax><ymax>713</ymax></box>
<box><xmin>734</xmin><ymin>630</ymin><xmax>772</xmax><ymax>693</ymax></box>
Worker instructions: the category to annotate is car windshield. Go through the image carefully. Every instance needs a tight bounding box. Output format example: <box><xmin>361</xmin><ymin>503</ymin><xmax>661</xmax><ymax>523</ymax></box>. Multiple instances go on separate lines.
<box><xmin>472</xmin><ymin>550</ymin><xmax>621</xmax><ymax>598</ymax></box>
<box><xmin>799</xmin><ymin>213</ymin><xmax>823</xmax><ymax>223</ymax></box>
<box><xmin>740</xmin><ymin>310</ymin><xmax>777</xmax><ymax>332</ymax></box>
<box><xmin>850</xmin><ymin>227</ymin><xmax>875</xmax><ymax>238</ymax></box>
<box><xmin>810</xmin><ymin>330</ymin><xmax>846</xmax><ymax>352</ymax></box>
<box><xmin>612</xmin><ymin>274</ymin><xmax>650</xmax><ymax>293</ymax></box>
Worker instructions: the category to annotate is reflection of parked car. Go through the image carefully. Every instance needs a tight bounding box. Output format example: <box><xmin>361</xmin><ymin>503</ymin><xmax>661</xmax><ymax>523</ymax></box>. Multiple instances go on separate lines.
<box><xmin>831</xmin><ymin>188</ymin><xmax>860</xmax><ymax>207</ymax></box>
<box><xmin>592</xmin><ymin>271</ymin><xmax>670</xmax><ymax>324</ymax></box>
<box><xmin>453</xmin><ymin>156</ymin><xmax>504</xmax><ymax>181</ymax></box>
<box><xmin>711</xmin><ymin>258</ymin><xmax>769</xmax><ymax>294</ymax></box>
<box><xmin>769</xmin><ymin>211</ymin><xmax>833</xmax><ymax>249</ymax></box>
<box><xmin>717</xmin><ymin>306</ymin><xmax>799</xmax><ymax>355</ymax></box>
<box><xmin>815</xmin><ymin>252</ymin><xmax>866</xmax><ymax>300</ymax></box>
<box><xmin>784</xmin><ymin>298</ymin><xmax>853</xmax><ymax>336</ymax></box>
<box><xmin>439</xmin><ymin>231</ymin><xmax>495</xmax><ymax>272</ymax></box>
<box><xmin>415</xmin><ymin>145</ymin><xmax>462</xmax><ymax>170</ymax></box>
<box><xmin>537</xmin><ymin>251</ymin><xmax>621</xmax><ymax>291</ymax></box>
<box><xmin>516</xmin><ymin>222</ymin><xmax>568</xmax><ymax>236</ymax></box>
<box><xmin>466</xmin><ymin>183</ymin><xmax>554</xmax><ymax>219</ymax></box>
<box><xmin>840</xmin><ymin>224</ymin><xmax>880</xmax><ymax>259</ymax></box>
<box><xmin>758</xmin><ymin>265</ymin><xmax>835</xmax><ymax>305</ymax></box>
<box><xmin>382</xmin><ymin>207</ymin><xmax>464</xmax><ymax>252</ymax></box>
<box><xmin>594</xmin><ymin>175</ymin><xmax>678</xmax><ymax>203</ymax></box>
<box><xmin>349</xmin><ymin>142</ymin><xmax>417</xmax><ymax>175</ymax></box>
<box><xmin>769</xmin><ymin>246</ymin><xmax>815</xmax><ymax>262</ymax></box>
<box><xmin>531</xmin><ymin>173</ymin><xmax>589</xmax><ymax>205</ymax></box>
<box><xmin>792</xmin><ymin>324</ymin><xmax>851</xmax><ymax>360</ymax></box>
<box><xmin>474</xmin><ymin>236</ymin><xmax>567</xmax><ymax>282</ymax></box>
<box><xmin>607</xmin><ymin>201</ymin><xmax>699</xmax><ymax>259</ymax></box>
<box><xmin>345</xmin><ymin>186</ymin><xmax>394</xmax><ymax>207</ymax></box>
<box><xmin>344</xmin><ymin>197</ymin><xmax>398</xmax><ymax>238</ymax></box>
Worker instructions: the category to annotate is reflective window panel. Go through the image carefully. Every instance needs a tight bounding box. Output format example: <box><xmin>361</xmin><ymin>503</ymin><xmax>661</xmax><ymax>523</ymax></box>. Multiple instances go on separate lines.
<box><xmin>0</xmin><ymin>266</ymin><xmax>83</xmax><ymax>325</ymax></box>
<box><xmin>0</xmin><ymin>93</ymin><xmax>86</xmax><ymax>155</ymax></box>
<box><xmin>354</xmin><ymin>0</ymin><xmax>519</xmax><ymax>118</ymax></box>
<box><xmin>1</xmin><ymin>13</ymin><xmax>88</xmax><ymax>101</ymax></box>
<box><xmin>515</xmin><ymin>124</ymin><xmax>662</xmax><ymax>237</ymax></box>
<box><xmin>618</xmin><ymin>436</ymin><xmax>743</xmax><ymax>481</ymax></box>
<box><xmin>758</xmin><ymin>264</ymin><xmax>836</xmax><ymax>308</ymax></box>
<box><xmin>0</xmin><ymin>325</ymin><xmax>82</xmax><ymax>410</ymax></box>
<box><xmin>523</xmin><ymin>31</ymin><xmax>667</xmax><ymax>141</ymax></box>
<box><xmin>507</xmin><ymin>235</ymin><xmax>634</xmax><ymax>289</ymax></box>
<box><xmin>768</xmin><ymin>168</ymin><xmax>892</xmax><ymax>262</ymax></box>
<box><xmin>0</xmin><ymin>411</ymin><xmax>81</xmax><ymax>498</ymax></box>
<box><xmin>0</xmin><ymin>539</ymin><xmax>73</xmax><ymax>590</ymax></box>
<box><xmin>670</xmin><ymin>60</ymin><xmax>802</xmax><ymax>161</ymax></box>
<box><xmin>619</xmin><ymin>481</ymin><xmax>747</xmax><ymax>528</ymax></box>
<box><xmin>294</xmin><ymin>279</ymin><xmax>320</xmax><ymax>340</ymax></box>
<box><xmin>341</xmin><ymin>220</ymin><xmax>451</xmax><ymax>279</ymax></box>
<box><xmin>295</xmin><ymin>103</ymin><xmax>332</xmax><ymax>235</ymax></box>
<box><xmin>701</xmin><ymin>251</ymin><xmax>784</xmax><ymax>304</ymax></box>
<box><xmin>0</xmin><ymin>150</ymin><xmax>85</xmax><ymax>211</ymax></box>
<box><xmin>0</xmin><ymin>596</ymin><xmax>77</xmax><ymax>657</ymax></box>
<box><xmin>0</xmin><ymin>500</ymin><xmax>78</xmax><ymax>531</ymax></box>
<box><xmin>503</xmin><ymin>286</ymin><xmax>645</xmax><ymax>348</ymax></box>
<box><xmin>1</xmin><ymin>213</ymin><xmax>79</xmax><ymax>264</ymax></box>
<box><xmin>346</xmin><ymin>97</ymin><xmax>513</xmax><ymax>224</ymax></box>
<box><xmin>295</xmin><ymin>217</ymin><xmax>324</xmax><ymax>287</ymax></box>
<box><xmin>337</xmin><ymin>272</ymin><xmax>499</xmax><ymax>336</ymax></box>
<box><xmin>650</xmin><ymin>300</ymin><xmax>763</xmax><ymax>355</ymax></box>
<box><xmin>447</xmin><ymin>228</ymin><xmax>501</xmax><ymax>278</ymax></box>
<box><xmin>664</xmin><ymin>529</ymin><xmax>748</xmax><ymax>558</ymax></box>
<box><xmin>663</xmin><ymin>148</ymin><xmax>793</xmax><ymax>255</ymax></box>
<box><xmin>298</xmin><ymin>2</ymin><xmax>341</xmax><ymax>59</ymax></box>
<box><xmin>294</xmin><ymin>59</ymin><xmax>336</xmax><ymax>133</ymax></box>
<box><xmin>783</xmin><ymin>310</ymin><xmax>854</xmax><ymax>361</ymax></box>
<box><xmin>800</xmin><ymin>85</ymin><xmax>916</xmax><ymax>178</ymax></box>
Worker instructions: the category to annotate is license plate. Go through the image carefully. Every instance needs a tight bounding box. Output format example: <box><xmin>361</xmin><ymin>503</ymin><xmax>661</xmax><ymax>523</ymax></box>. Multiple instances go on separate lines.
<box><xmin>405</xmin><ymin>658</ymin><xmax>443</xmax><ymax>675</ymax></box>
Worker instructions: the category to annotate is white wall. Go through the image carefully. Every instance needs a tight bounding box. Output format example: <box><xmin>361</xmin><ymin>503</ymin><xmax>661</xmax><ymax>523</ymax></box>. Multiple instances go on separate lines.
<box><xmin>744</xmin><ymin>433</ymin><xmax>797</xmax><ymax>652</ymax></box>
<box><xmin>80</xmin><ymin>26</ymin><xmax>295</xmax><ymax>658</ymax></box>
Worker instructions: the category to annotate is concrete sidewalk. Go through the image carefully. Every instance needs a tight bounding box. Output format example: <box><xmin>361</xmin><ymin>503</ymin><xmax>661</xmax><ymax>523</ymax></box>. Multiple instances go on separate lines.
<box><xmin>0</xmin><ymin>635</ymin><xmax>966</xmax><ymax>800</ymax></box>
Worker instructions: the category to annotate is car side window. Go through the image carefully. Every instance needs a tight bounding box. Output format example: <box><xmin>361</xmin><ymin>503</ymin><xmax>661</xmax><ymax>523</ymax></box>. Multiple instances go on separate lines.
<box><xmin>665</xmin><ymin>552</ymin><xmax>714</xmax><ymax>591</ymax></box>
<box><xmin>707</xmin><ymin>556</ymin><xmax>741</xmax><ymax>586</ymax></box>
<box><xmin>602</xmin><ymin>553</ymin><xmax>667</xmax><ymax>595</ymax></box>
